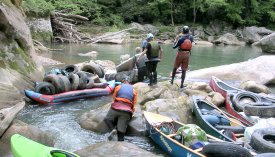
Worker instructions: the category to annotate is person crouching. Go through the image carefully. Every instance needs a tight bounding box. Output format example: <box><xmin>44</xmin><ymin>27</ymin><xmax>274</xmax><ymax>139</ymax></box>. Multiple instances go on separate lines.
<box><xmin>104</xmin><ymin>76</ymin><xmax>137</xmax><ymax>141</ymax></box>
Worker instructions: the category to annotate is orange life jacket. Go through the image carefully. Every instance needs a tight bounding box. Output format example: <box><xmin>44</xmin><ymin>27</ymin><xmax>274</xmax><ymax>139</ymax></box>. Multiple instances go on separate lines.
<box><xmin>180</xmin><ymin>37</ymin><xmax>192</xmax><ymax>51</ymax></box>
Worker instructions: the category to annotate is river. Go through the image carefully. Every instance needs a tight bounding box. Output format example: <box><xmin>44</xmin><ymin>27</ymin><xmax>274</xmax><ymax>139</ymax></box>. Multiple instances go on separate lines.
<box><xmin>16</xmin><ymin>43</ymin><xmax>266</xmax><ymax>156</ymax></box>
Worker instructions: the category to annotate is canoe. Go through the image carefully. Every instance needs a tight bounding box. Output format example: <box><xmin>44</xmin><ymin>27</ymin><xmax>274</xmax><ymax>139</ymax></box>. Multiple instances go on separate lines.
<box><xmin>11</xmin><ymin>134</ymin><xmax>80</xmax><ymax>157</ymax></box>
<box><xmin>192</xmin><ymin>96</ymin><xmax>245</xmax><ymax>142</ymax></box>
<box><xmin>143</xmin><ymin>111</ymin><xmax>220</xmax><ymax>157</ymax></box>
<box><xmin>116</xmin><ymin>55</ymin><xmax>137</xmax><ymax>72</ymax></box>
<box><xmin>209</xmin><ymin>76</ymin><xmax>275</xmax><ymax>126</ymax></box>
<box><xmin>25</xmin><ymin>80</ymin><xmax>116</xmax><ymax>105</ymax></box>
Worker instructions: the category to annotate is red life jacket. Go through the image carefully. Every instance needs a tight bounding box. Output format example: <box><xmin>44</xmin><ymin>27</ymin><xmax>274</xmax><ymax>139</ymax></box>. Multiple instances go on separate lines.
<box><xmin>180</xmin><ymin>37</ymin><xmax>192</xmax><ymax>51</ymax></box>
<box><xmin>112</xmin><ymin>84</ymin><xmax>134</xmax><ymax>113</ymax></box>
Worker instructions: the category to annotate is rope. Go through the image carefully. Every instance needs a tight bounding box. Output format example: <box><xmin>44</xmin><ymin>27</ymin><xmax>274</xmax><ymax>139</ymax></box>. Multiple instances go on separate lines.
<box><xmin>150</xmin><ymin>121</ymin><xmax>176</xmax><ymax>135</ymax></box>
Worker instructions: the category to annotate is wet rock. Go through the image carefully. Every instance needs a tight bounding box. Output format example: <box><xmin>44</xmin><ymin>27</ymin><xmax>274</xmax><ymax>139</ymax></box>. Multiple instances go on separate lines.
<box><xmin>1</xmin><ymin>119</ymin><xmax>54</xmax><ymax>146</ymax></box>
<box><xmin>240</xmin><ymin>80</ymin><xmax>271</xmax><ymax>94</ymax></box>
<box><xmin>74</xmin><ymin>141</ymin><xmax>161</xmax><ymax>157</ymax></box>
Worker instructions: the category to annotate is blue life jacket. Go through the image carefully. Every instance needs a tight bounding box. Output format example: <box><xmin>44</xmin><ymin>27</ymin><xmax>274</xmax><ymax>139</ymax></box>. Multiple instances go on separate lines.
<box><xmin>117</xmin><ymin>84</ymin><xmax>134</xmax><ymax>101</ymax></box>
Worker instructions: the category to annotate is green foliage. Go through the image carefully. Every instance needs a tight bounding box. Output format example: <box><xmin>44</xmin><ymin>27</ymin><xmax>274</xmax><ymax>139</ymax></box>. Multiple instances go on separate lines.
<box><xmin>52</xmin><ymin>0</ymin><xmax>83</xmax><ymax>15</ymax></box>
<box><xmin>158</xmin><ymin>25</ymin><xmax>174</xmax><ymax>33</ymax></box>
<box><xmin>22</xmin><ymin>0</ymin><xmax>54</xmax><ymax>17</ymax></box>
<box><xmin>22</xmin><ymin>0</ymin><xmax>275</xmax><ymax>28</ymax></box>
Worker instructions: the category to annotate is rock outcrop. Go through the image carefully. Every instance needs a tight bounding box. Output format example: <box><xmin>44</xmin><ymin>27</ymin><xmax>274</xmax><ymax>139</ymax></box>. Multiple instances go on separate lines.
<box><xmin>0</xmin><ymin>1</ymin><xmax>46</xmax><ymax>154</ymax></box>
<box><xmin>0</xmin><ymin>0</ymin><xmax>44</xmax><ymax>110</ymax></box>
<box><xmin>187</xmin><ymin>55</ymin><xmax>275</xmax><ymax>85</ymax></box>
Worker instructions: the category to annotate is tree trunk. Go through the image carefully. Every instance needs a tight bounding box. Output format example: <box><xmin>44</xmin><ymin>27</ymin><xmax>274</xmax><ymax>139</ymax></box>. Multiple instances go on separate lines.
<box><xmin>193</xmin><ymin>0</ymin><xmax>197</xmax><ymax>24</ymax></box>
<box><xmin>170</xmin><ymin>0</ymin><xmax>174</xmax><ymax>26</ymax></box>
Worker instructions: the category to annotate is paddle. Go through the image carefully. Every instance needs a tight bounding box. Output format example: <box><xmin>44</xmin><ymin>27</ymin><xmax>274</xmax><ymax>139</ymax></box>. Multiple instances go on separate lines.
<box><xmin>204</xmin><ymin>99</ymin><xmax>245</xmax><ymax>127</ymax></box>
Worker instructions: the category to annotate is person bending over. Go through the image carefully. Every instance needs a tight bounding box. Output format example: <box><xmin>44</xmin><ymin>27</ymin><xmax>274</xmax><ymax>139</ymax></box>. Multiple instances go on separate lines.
<box><xmin>104</xmin><ymin>76</ymin><xmax>137</xmax><ymax>141</ymax></box>
<box><xmin>134</xmin><ymin>47</ymin><xmax>148</xmax><ymax>82</ymax></box>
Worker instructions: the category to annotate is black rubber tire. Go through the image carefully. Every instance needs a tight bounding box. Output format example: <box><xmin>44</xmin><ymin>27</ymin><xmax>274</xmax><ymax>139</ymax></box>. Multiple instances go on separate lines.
<box><xmin>59</xmin><ymin>75</ymin><xmax>71</xmax><ymax>92</ymax></box>
<box><xmin>80</xmin><ymin>63</ymin><xmax>104</xmax><ymax>78</ymax></box>
<box><xmin>250</xmin><ymin>128</ymin><xmax>275</xmax><ymax>153</ymax></box>
<box><xmin>76</xmin><ymin>71</ymin><xmax>88</xmax><ymax>90</ymax></box>
<box><xmin>86</xmin><ymin>78</ymin><xmax>94</xmax><ymax>89</ymax></box>
<box><xmin>232</xmin><ymin>92</ymin><xmax>261</xmax><ymax>111</ymax></box>
<box><xmin>43</xmin><ymin>74</ymin><xmax>65</xmax><ymax>93</ymax></box>
<box><xmin>98</xmin><ymin>65</ymin><xmax>105</xmax><ymax>78</ymax></box>
<box><xmin>215</xmin><ymin>125</ymin><xmax>245</xmax><ymax>134</ymax></box>
<box><xmin>244</xmin><ymin>104</ymin><xmax>275</xmax><ymax>117</ymax></box>
<box><xmin>202</xmin><ymin>143</ymin><xmax>252</xmax><ymax>157</ymax></box>
<box><xmin>255</xmin><ymin>153</ymin><xmax>275</xmax><ymax>157</ymax></box>
<box><xmin>34</xmin><ymin>82</ymin><xmax>56</xmax><ymax>95</ymax></box>
<box><xmin>67</xmin><ymin>74</ymin><xmax>80</xmax><ymax>90</ymax></box>
<box><xmin>64</xmin><ymin>64</ymin><xmax>79</xmax><ymax>74</ymax></box>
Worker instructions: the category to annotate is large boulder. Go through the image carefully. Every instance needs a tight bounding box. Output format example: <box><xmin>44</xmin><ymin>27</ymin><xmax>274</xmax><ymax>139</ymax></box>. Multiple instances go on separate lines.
<box><xmin>243</xmin><ymin>26</ymin><xmax>274</xmax><ymax>44</ymax></box>
<box><xmin>26</xmin><ymin>17</ymin><xmax>53</xmax><ymax>42</ymax></box>
<box><xmin>74</xmin><ymin>141</ymin><xmax>161</xmax><ymax>157</ymax></box>
<box><xmin>259</xmin><ymin>33</ymin><xmax>275</xmax><ymax>53</ymax></box>
<box><xmin>0</xmin><ymin>1</ymin><xmax>44</xmax><ymax>110</ymax></box>
<box><xmin>187</xmin><ymin>55</ymin><xmax>275</xmax><ymax>85</ymax></box>
<box><xmin>79</xmin><ymin>81</ymin><xmax>217</xmax><ymax>135</ymax></box>
<box><xmin>213</xmin><ymin>33</ymin><xmax>245</xmax><ymax>45</ymax></box>
<box><xmin>0</xmin><ymin>119</ymin><xmax>54</xmax><ymax>156</ymax></box>
<box><xmin>239</xmin><ymin>80</ymin><xmax>271</xmax><ymax>94</ymax></box>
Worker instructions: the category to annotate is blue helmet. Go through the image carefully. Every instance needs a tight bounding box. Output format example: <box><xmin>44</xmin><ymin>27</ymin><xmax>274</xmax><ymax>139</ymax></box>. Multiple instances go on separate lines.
<box><xmin>146</xmin><ymin>33</ymin><xmax>154</xmax><ymax>39</ymax></box>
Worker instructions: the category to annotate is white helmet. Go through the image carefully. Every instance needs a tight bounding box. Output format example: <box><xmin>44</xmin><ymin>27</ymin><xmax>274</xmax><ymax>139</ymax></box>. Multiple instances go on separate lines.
<box><xmin>182</xmin><ymin>26</ymin><xmax>189</xmax><ymax>33</ymax></box>
<box><xmin>146</xmin><ymin>33</ymin><xmax>154</xmax><ymax>39</ymax></box>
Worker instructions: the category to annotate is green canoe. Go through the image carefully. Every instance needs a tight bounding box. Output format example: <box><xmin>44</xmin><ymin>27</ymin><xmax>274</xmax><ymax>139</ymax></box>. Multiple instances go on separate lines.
<box><xmin>192</xmin><ymin>96</ymin><xmax>245</xmax><ymax>142</ymax></box>
<box><xmin>11</xmin><ymin>134</ymin><xmax>80</xmax><ymax>157</ymax></box>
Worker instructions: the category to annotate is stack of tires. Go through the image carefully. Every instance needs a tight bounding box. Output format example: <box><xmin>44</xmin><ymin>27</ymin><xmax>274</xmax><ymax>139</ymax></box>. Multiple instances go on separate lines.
<box><xmin>35</xmin><ymin>62</ymin><xmax>107</xmax><ymax>95</ymax></box>
<box><xmin>232</xmin><ymin>91</ymin><xmax>275</xmax><ymax>118</ymax></box>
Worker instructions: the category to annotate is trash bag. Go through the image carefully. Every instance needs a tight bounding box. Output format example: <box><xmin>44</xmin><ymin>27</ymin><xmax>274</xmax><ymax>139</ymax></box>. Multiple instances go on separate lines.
<box><xmin>176</xmin><ymin>124</ymin><xmax>207</xmax><ymax>147</ymax></box>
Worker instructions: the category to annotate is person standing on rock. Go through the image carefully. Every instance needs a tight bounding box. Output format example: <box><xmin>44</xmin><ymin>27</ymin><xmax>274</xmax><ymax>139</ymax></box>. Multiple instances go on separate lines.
<box><xmin>134</xmin><ymin>47</ymin><xmax>148</xmax><ymax>82</ymax></box>
<box><xmin>138</xmin><ymin>33</ymin><xmax>163</xmax><ymax>86</ymax></box>
<box><xmin>170</xmin><ymin>26</ymin><xmax>194</xmax><ymax>88</ymax></box>
<box><xmin>104</xmin><ymin>76</ymin><xmax>137</xmax><ymax>141</ymax></box>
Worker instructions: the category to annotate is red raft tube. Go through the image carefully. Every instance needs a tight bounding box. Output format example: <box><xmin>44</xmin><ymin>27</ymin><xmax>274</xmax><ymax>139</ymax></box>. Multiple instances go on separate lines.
<box><xmin>24</xmin><ymin>80</ymin><xmax>117</xmax><ymax>105</ymax></box>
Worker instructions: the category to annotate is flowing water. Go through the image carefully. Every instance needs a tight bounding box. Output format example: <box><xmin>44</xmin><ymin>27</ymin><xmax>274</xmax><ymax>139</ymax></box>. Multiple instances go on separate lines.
<box><xmin>16</xmin><ymin>43</ymin><xmax>267</xmax><ymax>155</ymax></box>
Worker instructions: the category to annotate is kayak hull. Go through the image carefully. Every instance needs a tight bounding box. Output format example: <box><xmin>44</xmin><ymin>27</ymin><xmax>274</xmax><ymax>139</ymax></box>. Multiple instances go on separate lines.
<box><xmin>11</xmin><ymin>134</ymin><xmax>79</xmax><ymax>157</ymax></box>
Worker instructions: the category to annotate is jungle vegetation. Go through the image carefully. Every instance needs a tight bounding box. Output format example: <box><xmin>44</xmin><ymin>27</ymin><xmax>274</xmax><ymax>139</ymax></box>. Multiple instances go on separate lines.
<box><xmin>22</xmin><ymin>0</ymin><xmax>275</xmax><ymax>29</ymax></box>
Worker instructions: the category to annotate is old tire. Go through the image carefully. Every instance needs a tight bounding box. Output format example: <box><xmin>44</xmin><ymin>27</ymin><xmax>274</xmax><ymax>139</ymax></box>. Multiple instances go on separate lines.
<box><xmin>64</xmin><ymin>64</ymin><xmax>78</xmax><ymax>74</ymax></box>
<box><xmin>76</xmin><ymin>71</ymin><xmax>88</xmax><ymax>90</ymax></box>
<box><xmin>35</xmin><ymin>82</ymin><xmax>56</xmax><ymax>95</ymax></box>
<box><xmin>250</xmin><ymin>128</ymin><xmax>275</xmax><ymax>153</ymax></box>
<box><xmin>215</xmin><ymin>125</ymin><xmax>245</xmax><ymax>134</ymax></box>
<box><xmin>98</xmin><ymin>65</ymin><xmax>105</xmax><ymax>78</ymax></box>
<box><xmin>202</xmin><ymin>143</ymin><xmax>252</xmax><ymax>157</ymax></box>
<box><xmin>232</xmin><ymin>92</ymin><xmax>261</xmax><ymax>111</ymax></box>
<box><xmin>244</xmin><ymin>103</ymin><xmax>275</xmax><ymax>117</ymax></box>
<box><xmin>80</xmin><ymin>63</ymin><xmax>104</xmax><ymax>78</ymax></box>
<box><xmin>43</xmin><ymin>74</ymin><xmax>65</xmax><ymax>93</ymax></box>
<box><xmin>67</xmin><ymin>74</ymin><xmax>80</xmax><ymax>90</ymax></box>
<box><xmin>59</xmin><ymin>75</ymin><xmax>71</xmax><ymax>92</ymax></box>
<box><xmin>86</xmin><ymin>78</ymin><xmax>94</xmax><ymax>89</ymax></box>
